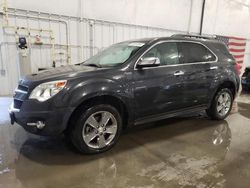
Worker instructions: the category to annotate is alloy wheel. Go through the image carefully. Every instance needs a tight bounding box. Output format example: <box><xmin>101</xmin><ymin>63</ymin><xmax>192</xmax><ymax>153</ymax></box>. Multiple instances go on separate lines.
<box><xmin>82</xmin><ymin>111</ymin><xmax>118</xmax><ymax>149</ymax></box>
<box><xmin>216</xmin><ymin>91</ymin><xmax>232</xmax><ymax>117</ymax></box>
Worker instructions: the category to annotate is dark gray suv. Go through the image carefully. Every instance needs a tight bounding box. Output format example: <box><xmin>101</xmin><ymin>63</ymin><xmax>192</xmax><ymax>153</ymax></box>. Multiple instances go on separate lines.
<box><xmin>9</xmin><ymin>34</ymin><xmax>240</xmax><ymax>154</ymax></box>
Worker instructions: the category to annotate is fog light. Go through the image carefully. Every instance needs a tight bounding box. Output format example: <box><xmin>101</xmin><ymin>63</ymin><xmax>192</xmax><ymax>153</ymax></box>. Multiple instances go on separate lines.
<box><xmin>27</xmin><ymin>121</ymin><xmax>45</xmax><ymax>129</ymax></box>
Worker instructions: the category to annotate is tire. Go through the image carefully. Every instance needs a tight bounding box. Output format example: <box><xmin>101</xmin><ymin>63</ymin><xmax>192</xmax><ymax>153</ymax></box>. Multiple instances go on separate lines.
<box><xmin>206</xmin><ymin>88</ymin><xmax>233</xmax><ymax>120</ymax></box>
<box><xmin>69</xmin><ymin>104</ymin><xmax>122</xmax><ymax>154</ymax></box>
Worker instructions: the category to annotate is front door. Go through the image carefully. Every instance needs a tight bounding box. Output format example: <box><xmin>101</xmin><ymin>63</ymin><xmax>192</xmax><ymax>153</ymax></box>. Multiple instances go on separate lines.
<box><xmin>133</xmin><ymin>42</ymin><xmax>185</xmax><ymax>119</ymax></box>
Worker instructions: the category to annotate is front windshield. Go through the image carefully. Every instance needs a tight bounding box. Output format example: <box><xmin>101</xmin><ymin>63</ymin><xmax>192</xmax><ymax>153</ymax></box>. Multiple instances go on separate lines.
<box><xmin>83</xmin><ymin>41</ymin><xmax>145</xmax><ymax>67</ymax></box>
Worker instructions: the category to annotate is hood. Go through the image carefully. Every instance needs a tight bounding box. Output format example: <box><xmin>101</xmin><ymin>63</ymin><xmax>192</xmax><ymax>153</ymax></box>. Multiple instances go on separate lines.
<box><xmin>24</xmin><ymin>65</ymin><xmax>99</xmax><ymax>82</ymax></box>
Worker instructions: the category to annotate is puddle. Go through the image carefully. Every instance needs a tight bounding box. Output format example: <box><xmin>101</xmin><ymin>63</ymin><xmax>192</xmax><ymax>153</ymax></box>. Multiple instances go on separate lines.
<box><xmin>0</xmin><ymin>167</ymin><xmax>10</xmax><ymax>175</ymax></box>
<box><xmin>0</xmin><ymin>154</ymin><xmax>10</xmax><ymax>176</ymax></box>
<box><xmin>238</xmin><ymin>102</ymin><xmax>250</xmax><ymax>119</ymax></box>
<box><xmin>137</xmin><ymin>153</ymin><xmax>225</xmax><ymax>187</ymax></box>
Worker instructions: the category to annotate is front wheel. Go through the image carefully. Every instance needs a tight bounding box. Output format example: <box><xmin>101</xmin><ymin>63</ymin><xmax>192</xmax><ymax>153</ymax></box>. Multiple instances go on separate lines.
<box><xmin>69</xmin><ymin>104</ymin><xmax>122</xmax><ymax>154</ymax></box>
<box><xmin>206</xmin><ymin>88</ymin><xmax>233</xmax><ymax>120</ymax></box>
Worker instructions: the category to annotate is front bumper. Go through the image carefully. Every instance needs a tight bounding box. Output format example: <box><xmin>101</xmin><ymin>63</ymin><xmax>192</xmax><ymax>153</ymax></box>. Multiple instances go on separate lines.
<box><xmin>9</xmin><ymin>100</ymin><xmax>74</xmax><ymax>136</ymax></box>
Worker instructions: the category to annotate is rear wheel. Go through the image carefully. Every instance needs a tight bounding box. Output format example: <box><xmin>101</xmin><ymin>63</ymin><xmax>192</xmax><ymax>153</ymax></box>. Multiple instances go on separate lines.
<box><xmin>206</xmin><ymin>88</ymin><xmax>233</xmax><ymax>120</ymax></box>
<box><xmin>69</xmin><ymin>104</ymin><xmax>122</xmax><ymax>154</ymax></box>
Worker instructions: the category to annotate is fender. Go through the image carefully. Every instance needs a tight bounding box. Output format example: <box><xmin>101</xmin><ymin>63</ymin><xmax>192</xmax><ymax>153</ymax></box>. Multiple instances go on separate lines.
<box><xmin>208</xmin><ymin>67</ymin><xmax>239</xmax><ymax>106</ymax></box>
<box><xmin>64</xmin><ymin>77</ymin><xmax>134</xmax><ymax>117</ymax></box>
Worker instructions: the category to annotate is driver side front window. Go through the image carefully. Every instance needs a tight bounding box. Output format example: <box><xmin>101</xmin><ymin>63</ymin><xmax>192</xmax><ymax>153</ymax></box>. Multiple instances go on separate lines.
<box><xmin>143</xmin><ymin>42</ymin><xmax>179</xmax><ymax>66</ymax></box>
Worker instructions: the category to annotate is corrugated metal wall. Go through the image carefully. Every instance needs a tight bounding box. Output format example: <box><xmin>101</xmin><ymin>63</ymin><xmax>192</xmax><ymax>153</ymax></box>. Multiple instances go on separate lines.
<box><xmin>0</xmin><ymin>8</ymin><xmax>186</xmax><ymax>95</ymax></box>
<box><xmin>0</xmin><ymin>8</ymin><xmax>250</xmax><ymax>96</ymax></box>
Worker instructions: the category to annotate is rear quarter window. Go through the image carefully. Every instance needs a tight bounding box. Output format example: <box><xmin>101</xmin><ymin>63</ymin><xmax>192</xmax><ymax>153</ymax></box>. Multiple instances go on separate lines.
<box><xmin>210</xmin><ymin>42</ymin><xmax>235</xmax><ymax>62</ymax></box>
<box><xmin>178</xmin><ymin>42</ymin><xmax>216</xmax><ymax>64</ymax></box>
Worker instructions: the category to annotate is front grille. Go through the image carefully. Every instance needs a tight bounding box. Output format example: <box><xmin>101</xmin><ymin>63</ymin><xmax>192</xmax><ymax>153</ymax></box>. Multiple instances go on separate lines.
<box><xmin>13</xmin><ymin>82</ymin><xmax>29</xmax><ymax>109</ymax></box>
<box><xmin>17</xmin><ymin>84</ymin><xmax>28</xmax><ymax>92</ymax></box>
<box><xmin>13</xmin><ymin>99</ymin><xmax>23</xmax><ymax>109</ymax></box>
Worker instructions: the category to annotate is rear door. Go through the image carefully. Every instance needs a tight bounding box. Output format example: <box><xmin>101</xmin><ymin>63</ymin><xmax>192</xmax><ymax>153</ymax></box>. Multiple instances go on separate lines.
<box><xmin>177</xmin><ymin>42</ymin><xmax>217</xmax><ymax>107</ymax></box>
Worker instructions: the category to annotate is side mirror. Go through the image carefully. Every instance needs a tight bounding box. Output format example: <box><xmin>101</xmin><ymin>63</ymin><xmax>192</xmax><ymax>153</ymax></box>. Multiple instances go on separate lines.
<box><xmin>137</xmin><ymin>57</ymin><xmax>160</xmax><ymax>68</ymax></box>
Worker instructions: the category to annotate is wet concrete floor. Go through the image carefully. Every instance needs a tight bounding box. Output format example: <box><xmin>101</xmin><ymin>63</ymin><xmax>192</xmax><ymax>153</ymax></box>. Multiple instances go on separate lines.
<box><xmin>0</xmin><ymin>94</ymin><xmax>250</xmax><ymax>188</ymax></box>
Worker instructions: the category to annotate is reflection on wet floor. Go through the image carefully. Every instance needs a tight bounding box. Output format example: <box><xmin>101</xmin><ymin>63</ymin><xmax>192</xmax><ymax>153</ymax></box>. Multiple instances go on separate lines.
<box><xmin>238</xmin><ymin>102</ymin><xmax>250</xmax><ymax>119</ymax></box>
<box><xmin>0</xmin><ymin>94</ymin><xmax>250</xmax><ymax>188</ymax></box>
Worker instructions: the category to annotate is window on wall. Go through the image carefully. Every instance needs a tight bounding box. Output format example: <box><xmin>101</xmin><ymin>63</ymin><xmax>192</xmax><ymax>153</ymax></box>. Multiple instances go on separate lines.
<box><xmin>178</xmin><ymin>42</ymin><xmax>216</xmax><ymax>63</ymax></box>
<box><xmin>143</xmin><ymin>42</ymin><xmax>179</xmax><ymax>65</ymax></box>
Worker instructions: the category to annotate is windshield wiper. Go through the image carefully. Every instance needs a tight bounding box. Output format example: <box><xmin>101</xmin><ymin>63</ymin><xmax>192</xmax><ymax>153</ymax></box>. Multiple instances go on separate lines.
<box><xmin>84</xmin><ymin>63</ymin><xmax>102</xmax><ymax>68</ymax></box>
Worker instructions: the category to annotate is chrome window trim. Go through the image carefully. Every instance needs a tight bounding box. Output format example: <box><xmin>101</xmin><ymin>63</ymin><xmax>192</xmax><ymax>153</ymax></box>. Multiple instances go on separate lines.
<box><xmin>133</xmin><ymin>40</ymin><xmax>218</xmax><ymax>70</ymax></box>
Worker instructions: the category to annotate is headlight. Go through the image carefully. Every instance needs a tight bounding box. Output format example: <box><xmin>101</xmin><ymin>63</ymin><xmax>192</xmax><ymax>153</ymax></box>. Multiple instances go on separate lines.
<box><xmin>29</xmin><ymin>80</ymin><xmax>67</xmax><ymax>102</ymax></box>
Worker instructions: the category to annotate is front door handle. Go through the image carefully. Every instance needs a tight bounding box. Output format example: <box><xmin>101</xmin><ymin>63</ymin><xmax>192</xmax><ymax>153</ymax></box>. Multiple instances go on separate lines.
<box><xmin>174</xmin><ymin>70</ymin><xmax>184</xmax><ymax>76</ymax></box>
<box><xmin>210</xmin><ymin>66</ymin><xmax>218</xmax><ymax>70</ymax></box>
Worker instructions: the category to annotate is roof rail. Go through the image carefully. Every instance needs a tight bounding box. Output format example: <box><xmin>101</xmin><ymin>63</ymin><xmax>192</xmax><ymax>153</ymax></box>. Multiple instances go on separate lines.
<box><xmin>171</xmin><ymin>34</ymin><xmax>216</xmax><ymax>40</ymax></box>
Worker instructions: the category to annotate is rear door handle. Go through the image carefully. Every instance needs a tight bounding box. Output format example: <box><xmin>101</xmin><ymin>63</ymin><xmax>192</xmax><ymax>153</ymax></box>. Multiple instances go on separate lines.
<box><xmin>210</xmin><ymin>66</ymin><xmax>218</xmax><ymax>70</ymax></box>
<box><xmin>174</xmin><ymin>70</ymin><xmax>184</xmax><ymax>76</ymax></box>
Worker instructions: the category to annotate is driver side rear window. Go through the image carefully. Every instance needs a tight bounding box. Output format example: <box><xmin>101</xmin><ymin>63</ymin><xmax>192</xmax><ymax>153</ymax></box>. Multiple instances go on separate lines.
<box><xmin>178</xmin><ymin>42</ymin><xmax>216</xmax><ymax>64</ymax></box>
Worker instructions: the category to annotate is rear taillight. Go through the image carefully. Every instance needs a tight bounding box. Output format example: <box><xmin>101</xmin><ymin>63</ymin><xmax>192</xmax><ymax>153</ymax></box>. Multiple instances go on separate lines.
<box><xmin>234</xmin><ymin>63</ymin><xmax>241</xmax><ymax>75</ymax></box>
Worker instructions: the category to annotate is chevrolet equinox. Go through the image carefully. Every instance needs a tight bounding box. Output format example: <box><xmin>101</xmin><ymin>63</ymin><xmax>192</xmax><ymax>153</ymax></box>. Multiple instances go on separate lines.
<box><xmin>9</xmin><ymin>34</ymin><xmax>240</xmax><ymax>154</ymax></box>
